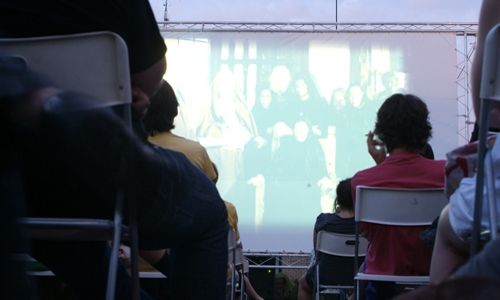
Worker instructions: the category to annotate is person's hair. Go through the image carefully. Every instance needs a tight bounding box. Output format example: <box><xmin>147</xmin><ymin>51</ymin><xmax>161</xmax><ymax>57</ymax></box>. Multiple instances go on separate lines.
<box><xmin>293</xmin><ymin>72</ymin><xmax>322</xmax><ymax>101</ymax></box>
<box><xmin>334</xmin><ymin>178</ymin><xmax>353</xmax><ymax>211</ymax></box>
<box><xmin>143</xmin><ymin>80</ymin><xmax>178</xmax><ymax>135</ymax></box>
<box><xmin>211</xmin><ymin>163</ymin><xmax>219</xmax><ymax>184</ymax></box>
<box><xmin>421</xmin><ymin>143</ymin><xmax>435</xmax><ymax>160</ymax></box>
<box><xmin>374</xmin><ymin>93</ymin><xmax>432</xmax><ymax>153</ymax></box>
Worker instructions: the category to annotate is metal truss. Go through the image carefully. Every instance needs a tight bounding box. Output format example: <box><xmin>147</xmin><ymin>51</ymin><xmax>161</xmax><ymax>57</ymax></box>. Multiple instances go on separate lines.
<box><xmin>456</xmin><ymin>33</ymin><xmax>477</xmax><ymax>144</ymax></box>
<box><xmin>160</xmin><ymin>22</ymin><xmax>478</xmax><ymax>152</ymax></box>
<box><xmin>244</xmin><ymin>251</ymin><xmax>311</xmax><ymax>270</ymax></box>
<box><xmin>158</xmin><ymin>22</ymin><xmax>477</xmax><ymax>33</ymax></box>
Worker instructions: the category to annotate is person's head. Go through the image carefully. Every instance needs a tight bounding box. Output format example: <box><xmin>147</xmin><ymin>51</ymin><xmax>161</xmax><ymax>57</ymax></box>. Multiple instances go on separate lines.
<box><xmin>295</xmin><ymin>78</ymin><xmax>309</xmax><ymax>100</ymax></box>
<box><xmin>421</xmin><ymin>143</ymin><xmax>435</xmax><ymax>160</ymax></box>
<box><xmin>334</xmin><ymin>178</ymin><xmax>353</xmax><ymax>212</ymax></box>
<box><xmin>293</xmin><ymin>121</ymin><xmax>310</xmax><ymax>142</ymax></box>
<box><xmin>143</xmin><ymin>80</ymin><xmax>178</xmax><ymax>135</ymax></box>
<box><xmin>374</xmin><ymin>93</ymin><xmax>432</xmax><ymax>153</ymax></box>
<box><xmin>330</xmin><ymin>88</ymin><xmax>346</xmax><ymax>109</ymax></box>
<box><xmin>381</xmin><ymin>71</ymin><xmax>399</xmax><ymax>90</ymax></box>
<box><xmin>293</xmin><ymin>73</ymin><xmax>321</xmax><ymax>102</ymax></box>
<box><xmin>259</xmin><ymin>88</ymin><xmax>272</xmax><ymax>109</ymax></box>
<box><xmin>269</xmin><ymin>65</ymin><xmax>291</xmax><ymax>95</ymax></box>
<box><xmin>347</xmin><ymin>85</ymin><xmax>364</xmax><ymax>108</ymax></box>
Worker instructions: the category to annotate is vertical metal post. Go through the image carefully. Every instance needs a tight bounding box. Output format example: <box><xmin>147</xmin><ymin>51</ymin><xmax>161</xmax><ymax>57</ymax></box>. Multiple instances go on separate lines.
<box><xmin>164</xmin><ymin>0</ymin><xmax>169</xmax><ymax>21</ymax></box>
<box><xmin>464</xmin><ymin>32</ymin><xmax>471</xmax><ymax>140</ymax></box>
<box><xmin>472</xmin><ymin>95</ymin><xmax>490</xmax><ymax>255</ymax></box>
<box><xmin>335</xmin><ymin>0</ymin><xmax>338</xmax><ymax>30</ymax></box>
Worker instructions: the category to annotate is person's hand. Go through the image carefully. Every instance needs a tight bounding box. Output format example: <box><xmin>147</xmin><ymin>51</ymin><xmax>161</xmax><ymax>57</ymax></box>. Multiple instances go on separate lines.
<box><xmin>248</xmin><ymin>174</ymin><xmax>265</xmax><ymax>187</ymax></box>
<box><xmin>317</xmin><ymin>176</ymin><xmax>332</xmax><ymax>191</ymax></box>
<box><xmin>272</xmin><ymin>121</ymin><xmax>293</xmax><ymax>138</ymax></box>
<box><xmin>131</xmin><ymin>86</ymin><xmax>150</xmax><ymax>120</ymax></box>
<box><xmin>312</xmin><ymin>125</ymin><xmax>322</xmax><ymax>136</ymax></box>
<box><xmin>254</xmin><ymin>136</ymin><xmax>268</xmax><ymax>149</ymax></box>
<box><xmin>366</xmin><ymin>131</ymin><xmax>386</xmax><ymax>164</ymax></box>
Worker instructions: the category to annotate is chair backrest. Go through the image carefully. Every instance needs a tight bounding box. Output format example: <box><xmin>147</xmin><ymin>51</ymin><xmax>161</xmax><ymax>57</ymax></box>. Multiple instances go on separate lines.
<box><xmin>227</xmin><ymin>229</ymin><xmax>238</xmax><ymax>300</ymax></box>
<box><xmin>475</xmin><ymin>23</ymin><xmax>500</xmax><ymax>249</ymax></box>
<box><xmin>316</xmin><ymin>231</ymin><xmax>368</xmax><ymax>258</ymax></box>
<box><xmin>480</xmin><ymin>23</ymin><xmax>500</xmax><ymax>102</ymax></box>
<box><xmin>234</xmin><ymin>247</ymin><xmax>245</xmax><ymax>267</ymax></box>
<box><xmin>315</xmin><ymin>231</ymin><xmax>367</xmax><ymax>289</ymax></box>
<box><xmin>0</xmin><ymin>31</ymin><xmax>132</xmax><ymax>111</ymax></box>
<box><xmin>228</xmin><ymin>229</ymin><xmax>237</xmax><ymax>251</ymax></box>
<box><xmin>355</xmin><ymin>186</ymin><xmax>448</xmax><ymax>226</ymax></box>
<box><xmin>1</xmin><ymin>32</ymin><xmax>137</xmax><ymax>300</ymax></box>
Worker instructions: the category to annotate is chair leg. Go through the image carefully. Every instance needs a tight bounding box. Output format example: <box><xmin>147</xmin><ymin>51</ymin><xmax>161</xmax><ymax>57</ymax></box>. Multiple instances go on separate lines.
<box><xmin>355</xmin><ymin>279</ymin><xmax>359</xmax><ymax>300</ymax></box>
<box><xmin>106</xmin><ymin>192</ymin><xmax>124</xmax><ymax>300</ymax></box>
<box><xmin>128</xmin><ymin>192</ymin><xmax>140</xmax><ymax>300</ymax></box>
<box><xmin>239</xmin><ymin>271</ymin><xmax>245</xmax><ymax>300</ymax></box>
<box><xmin>129</xmin><ymin>223</ymin><xmax>140</xmax><ymax>300</ymax></box>
<box><xmin>315</xmin><ymin>265</ymin><xmax>320</xmax><ymax>300</ymax></box>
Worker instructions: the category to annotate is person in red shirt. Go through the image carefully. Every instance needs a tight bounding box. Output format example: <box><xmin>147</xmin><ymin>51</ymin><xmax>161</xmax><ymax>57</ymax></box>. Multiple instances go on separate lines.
<box><xmin>351</xmin><ymin>93</ymin><xmax>445</xmax><ymax>299</ymax></box>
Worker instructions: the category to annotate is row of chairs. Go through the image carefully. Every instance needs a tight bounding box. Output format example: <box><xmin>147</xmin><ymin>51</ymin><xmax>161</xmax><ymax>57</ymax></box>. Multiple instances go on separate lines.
<box><xmin>315</xmin><ymin>23</ymin><xmax>500</xmax><ymax>299</ymax></box>
<box><xmin>315</xmin><ymin>186</ymin><xmax>448</xmax><ymax>300</ymax></box>
<box><xmin>227</xmin><ymin>229</ymin><xmax>249</xmax><ymax>300</ymax></box>
<box><xmin>2</xmin><ymin>32</ymin><xmax>140</xmax><ymax>300</ymax></box>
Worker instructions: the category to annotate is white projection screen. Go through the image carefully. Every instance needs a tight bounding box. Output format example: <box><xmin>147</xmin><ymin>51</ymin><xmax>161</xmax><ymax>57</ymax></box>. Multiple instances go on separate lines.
<box><xmin>161</xmin><ymin>31</ymin><xmax>458</xmax><ymax>252</ymax></box>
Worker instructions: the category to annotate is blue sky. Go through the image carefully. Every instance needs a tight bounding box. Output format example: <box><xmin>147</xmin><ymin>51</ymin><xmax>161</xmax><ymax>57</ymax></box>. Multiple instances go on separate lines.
<box><xmin>150</xmin><ymin>0</ymin><xmax>482</xmax><ymax>23</ymax></box>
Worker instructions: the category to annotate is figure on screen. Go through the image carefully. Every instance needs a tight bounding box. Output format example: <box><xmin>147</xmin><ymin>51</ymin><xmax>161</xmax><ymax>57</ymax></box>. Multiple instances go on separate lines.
<box><xmin>264</xmin><ymin>121</ymin><xmax>328</xmax><ymax>226</ymax></box>
<box><xmin>338</xmin><ymin>84</ymin><xmax>374</xmax><ymax>178</ymax></box>
<box><xmin>290</xmin><ymin>73</ymin><xmax>329</xmax><ymax>138</ymax></box>
<box><xmin>206</xmin><ymin>64</ymin><xmax>258</xmax><ymax>195</ymax></box>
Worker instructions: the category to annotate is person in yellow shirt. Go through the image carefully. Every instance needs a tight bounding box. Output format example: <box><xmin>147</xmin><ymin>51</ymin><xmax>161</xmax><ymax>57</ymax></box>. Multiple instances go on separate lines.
<box><xmin>143</xmin><ymin>80</ymin><xmax>217</xmax><ymax>181</ymax></box>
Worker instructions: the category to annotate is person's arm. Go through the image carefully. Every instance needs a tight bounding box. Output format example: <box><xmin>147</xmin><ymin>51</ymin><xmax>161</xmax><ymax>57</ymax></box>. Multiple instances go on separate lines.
<box><xmin>430</xmin><ymin>205</ymin><xmax>470</xmax><ymax>284</ymax></box>
<box><xmin>452</xmin><ymin>235</ymin><xmax>500</xmax><ymax>280</ymax></box>
<box><xmin>366</xmin><ymin>131</ymin><xmax>386</xmax><ymax>165</ymax></box>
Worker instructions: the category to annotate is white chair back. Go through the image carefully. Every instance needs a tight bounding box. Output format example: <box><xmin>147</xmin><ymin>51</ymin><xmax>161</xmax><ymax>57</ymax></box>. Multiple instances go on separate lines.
<box><xmin>355</xmin><ymin>185</ymin><xmax>448</xmax><ymax>226</ymax></box>
<box><xmin>0</xmin><ymin>31</ymin><xmax>131</xmax><ymax>108</ymax></box>
<box><xmin>353</xmin><ymin>185</ymin><xmax>448</xmax><ymax>300</ymax></box>
<box><xmin>316</xmin><ymin>231</ymin><xmax>368</xmax><ymax>257</ymax></box>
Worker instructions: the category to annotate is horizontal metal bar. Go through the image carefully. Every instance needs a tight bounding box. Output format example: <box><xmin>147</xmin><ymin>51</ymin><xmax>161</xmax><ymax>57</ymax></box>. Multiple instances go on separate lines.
<box><xmin>248</xmin><ymin>265</ymin><xmax>309</xmax><ymax>270</ymax></box>
<box><xmin>159</xmin><ymin>22</ymin><xmax>478</xmax><ymax>34</ymax></box>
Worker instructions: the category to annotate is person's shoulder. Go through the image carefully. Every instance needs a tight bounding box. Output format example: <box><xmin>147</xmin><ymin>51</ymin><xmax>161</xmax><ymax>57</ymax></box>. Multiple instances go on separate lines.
<box><xmin>421</xmin><ymin>157</ymin><xmax>446</xmax><ymax>170</ymax></box>
<box><xmin>224</xmin><ymin>200</ymin><xmax>236</xmax><ymax>212</ymax></box>
<box><xmin>316</xmin><ymin>213</ymin><xmax>335</xmax><ymax>222</ymax></box>
<box><xmin>352</xmin><ymin>164</ymin><xmax>381</xmax><ymax>183</ymax></box>
<box><xmin>316</xmin><ymin>213</ymin><xmax>349</xmax><ymax>224</ymax></box>
<box><xmin>172</xmin><ymin>134</ymin><xmax>205</xmax><ymax>148</ymax></box>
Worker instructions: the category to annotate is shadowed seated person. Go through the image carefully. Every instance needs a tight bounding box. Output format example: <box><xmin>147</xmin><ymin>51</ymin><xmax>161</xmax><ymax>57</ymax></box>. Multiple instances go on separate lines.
<box><xmin>2</xmin><ymin>58</ymin><xmax>228</xmax><ymax>300</ymax></box>
<box><xmin>298</xmin><ymin>178</ymin><xmax>356</xmax><ymax>300</ymax></box>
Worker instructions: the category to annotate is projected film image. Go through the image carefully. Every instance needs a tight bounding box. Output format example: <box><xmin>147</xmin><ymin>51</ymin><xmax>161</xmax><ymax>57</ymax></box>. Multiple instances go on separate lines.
<box><xmin>163</xmin><ymin>32</ymin><xmax>456</xmax><ymax>251</ymax></box>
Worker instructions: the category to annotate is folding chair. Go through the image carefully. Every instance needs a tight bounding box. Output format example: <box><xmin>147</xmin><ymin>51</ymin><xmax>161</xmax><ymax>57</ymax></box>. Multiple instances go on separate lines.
<box><xmin>314</xmin><ymin>231</ymin><xmax>368</xmax><ymax>300</ymax></box>
<box><xmin>473</xmin><ymin>23</ymin><xmax>500</xmax><ymax>255</ymax></box>
<box><xmin>0</xmin><ymin>31</ymin><xmax>139</xmax><ymax>300</ymax></box>
<box><xmin>227</xmin><ymin>229</ymin><xmax>238</xmax><ymax>300</ymax></box>
<box><xmin>234</xmin><ymin>246</ymin><xmax>247</xmax><ymax>299</ymax></box>
<box><xmin>354</xmin><ymin>186</ymin><xmax>448</xmax><ymax>300</ymax></box>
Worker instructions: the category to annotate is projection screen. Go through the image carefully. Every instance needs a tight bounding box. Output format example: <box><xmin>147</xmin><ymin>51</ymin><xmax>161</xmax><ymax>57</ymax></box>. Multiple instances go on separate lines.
<box><xmin>161</xmin><ymin>31</ymin><xmax>458</xmax><ymax>252</ymax></box>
